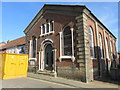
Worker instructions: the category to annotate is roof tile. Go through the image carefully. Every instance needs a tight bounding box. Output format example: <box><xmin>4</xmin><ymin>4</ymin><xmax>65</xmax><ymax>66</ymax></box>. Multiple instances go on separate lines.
<box><xmin>1</xmin><ymin>36</ymin><xmax>25</xmax><ymax>49</ymax></box>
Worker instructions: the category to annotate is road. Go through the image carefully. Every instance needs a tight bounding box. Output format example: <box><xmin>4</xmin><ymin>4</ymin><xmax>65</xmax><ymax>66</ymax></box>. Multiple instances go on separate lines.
<box><xmin>2</xmin><ymin>77</ymin><xmax>76</xmax><ymax>88</ymax></box>
<box><xmin>1</xmin><ymin>75</ymin><xmax>118</xmax><ymax>89</ymax></box>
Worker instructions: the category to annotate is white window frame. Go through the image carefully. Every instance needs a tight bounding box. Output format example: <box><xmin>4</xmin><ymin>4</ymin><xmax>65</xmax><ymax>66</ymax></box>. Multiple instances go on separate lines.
<box><xmin>88</xmin><ymin>27</ymin><xmax>95</xmax><ymax>59</ymax></box>
<box><xmin>105</xmin><ymin>37</ymin><xmax>109</xmax><ymax>59</ymax></box>
<box><xmin>99</xmin><ymin>33</ymin><xmax>103</xmax><ymax>59</ymax></box>
<box><xmin>40</xmin><ymin>26</ymin><xmax>43</xmax><ymax>35</ymax></box>
<box><xmin>40</xmin><ymin>24</ymin><xmax>46</xmax><ymax>36</ymax></box>
<box><xmin>62</xmin><ymin>26</ymin><xmax>72</xmax><ymax>56</ymax></box>
<box><xmin>59</xmin><ymin>27</ymin><xmax>75</xmax><ymax>62</ymax></box>
<box><xmin>46</xmin><ymin>20</ymin><xmax>50</xmax><ymax>34</ymax></box>
<box><xmin>50</xmin><ymin>20</ymin><xmax>54</xmax><ymax>33</ymax></box>
<box><xmin>110</xmin><ymin>41</ymin><xmax>113</xmax><ymax>59</ymax></box>
<box><xmin>32</xmin><ymin>36</ymin><xmax>37</xmax><ymax>58</ymax></box>
<box><xmin>40</xmin><ymin>20</ymin><xmax>54</xmax><ymax>37</ymax></box>
<box><xmin>48</xmin><ymin>22</ymin><xmax>50</xmax><ymax>33</ymax></box>
<box><xmin>44</xmin><ymin>24</ymin><xmax>46</xmax><ymax>34</ymax></box>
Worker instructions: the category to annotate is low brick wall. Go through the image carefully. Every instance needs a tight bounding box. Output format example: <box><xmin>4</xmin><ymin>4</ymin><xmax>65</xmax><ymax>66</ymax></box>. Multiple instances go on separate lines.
<box><xmin>57</xmin><ymin>66</ymin><xmax>85</xmax><ymax>82</ymax></box>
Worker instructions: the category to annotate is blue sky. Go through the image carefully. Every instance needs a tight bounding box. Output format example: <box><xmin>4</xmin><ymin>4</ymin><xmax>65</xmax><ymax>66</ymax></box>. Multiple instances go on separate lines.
<box><xmin>2</xmin><ymin>2</ymin><xmax>119</xmax><ymax>51</ymax></box>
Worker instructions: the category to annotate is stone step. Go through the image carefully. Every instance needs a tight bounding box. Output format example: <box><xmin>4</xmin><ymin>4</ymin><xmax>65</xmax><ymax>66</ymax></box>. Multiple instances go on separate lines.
<box><xmin>37</xmin><ymin>70</ymin><xmax>55</xmax><ymax>77</ymax></box>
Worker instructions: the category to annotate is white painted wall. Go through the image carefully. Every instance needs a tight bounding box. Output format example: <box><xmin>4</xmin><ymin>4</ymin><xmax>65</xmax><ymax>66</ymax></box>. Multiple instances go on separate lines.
<box><xmin>6</xmin><ymin>45</ymin><xmax>26</xmax><ymax>54</ymax></box>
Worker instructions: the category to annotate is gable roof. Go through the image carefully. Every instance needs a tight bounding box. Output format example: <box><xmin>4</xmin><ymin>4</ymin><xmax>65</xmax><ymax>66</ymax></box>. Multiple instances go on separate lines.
<box><xmin>24</xmin><ymin>4</ymin><xmax>116</xmax><ymax>39</ymax></box>
<box><xmin>1</xmin><ymin>36</ymin><xmax>26</xmax><ymax>50</ymax></box>
<box><xmin>23</xmin><ymin>4</ymin><xmax>85</xmax><ymax>34</ymax></box>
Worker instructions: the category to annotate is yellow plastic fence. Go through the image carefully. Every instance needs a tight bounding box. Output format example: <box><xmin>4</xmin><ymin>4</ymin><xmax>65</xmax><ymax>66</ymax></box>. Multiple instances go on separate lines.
<box><xmin>0</xmin><ymin>53</ymin><xmax>28</xmax><ymax>79</ymax></box>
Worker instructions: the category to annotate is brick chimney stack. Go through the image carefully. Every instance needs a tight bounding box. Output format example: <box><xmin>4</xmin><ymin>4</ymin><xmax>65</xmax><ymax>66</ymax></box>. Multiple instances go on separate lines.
<box><xmin>7</xmin><ymin>40</ymin><xmax>10</xmax><ymax>43</ymax></box>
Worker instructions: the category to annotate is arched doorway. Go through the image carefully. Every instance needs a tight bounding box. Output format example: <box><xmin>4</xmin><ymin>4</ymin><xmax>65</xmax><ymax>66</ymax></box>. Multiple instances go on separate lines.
<box><xmin>44</xmin><ymin>44</ymin><xmax>53</xmax><ymax>70</ymax></box>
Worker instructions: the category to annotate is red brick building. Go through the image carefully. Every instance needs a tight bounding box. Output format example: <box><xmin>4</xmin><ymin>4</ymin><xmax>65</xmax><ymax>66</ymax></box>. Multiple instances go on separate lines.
<box><xmin>24</xmin><ymin>4</ymin><xmax>117</xmax><ymax>82</ymax></box>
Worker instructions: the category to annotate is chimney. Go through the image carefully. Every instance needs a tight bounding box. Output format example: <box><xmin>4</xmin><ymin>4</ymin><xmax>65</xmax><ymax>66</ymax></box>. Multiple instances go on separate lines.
<box><xmin>7</xmin><ymin>40</ymin><xmax>10</xmax><ymax>43</ymax></box>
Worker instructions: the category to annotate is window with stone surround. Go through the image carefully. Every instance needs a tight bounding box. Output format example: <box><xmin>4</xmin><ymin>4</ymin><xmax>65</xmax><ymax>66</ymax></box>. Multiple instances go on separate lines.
<box><xmin>32</xmin><ymin>36</ymin><xmax>36</xmax><ymax>58</ymax></box>
<box><xmin>40</xmin><ymin>20</ymin><xmax>54</xmax><ymax>36</ymax></box>
<box><xmin>88</xmin><ymin>27</ymin><xmax>94</xmax><ymax>58</ymax></box>
<box><xmin>46</xmin><ymin>19</ymin><xmax>49</xmax><ymax>33</ymax></box>
<box><xmin>99</xmin><ymin>33</ymin><xmax>103</xmax><ymax>59</ymax></box>
<box><xmin>63</xmin><ymin>26</ymin><xmax>72</xmax><ymax>56</ymax></box>
<box><xmin>50</xmin><ymin>20</ymin><xmax>54</xmax><ymax>32</ymax></box>
<box><xmin>110</xmin><ymin>41</ymin><xmax>113</xmax><ymax>59</ymax></box>
<box><xmin>105</xmin><ymin>37</ymin><xmax>109</xmax><ymax>59</ymax></box>
<box><xmin>42</xmin><ymin>24</ymin><xmax>45</xmax><ymax>34</ymax></box>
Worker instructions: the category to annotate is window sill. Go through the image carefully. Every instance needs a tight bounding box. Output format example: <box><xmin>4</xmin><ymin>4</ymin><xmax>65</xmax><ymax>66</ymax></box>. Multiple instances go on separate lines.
<box><xmin>40</xmin><ymin>34</ymin><xmax>45</xmax><ymax>37</ymax></box>
<box><xmin>100</xmin><ymin>58</ymin><xmax>104</xmax><ymax>60</ymax></box>
<box><xmin>29</xmin><ymin>58</ymin><xmax>37</xmax><ymax>61</ymax></box>
<box><xmin>91</xmin><ymin>58</ymin><xmax>97</xmax><ymax>60</ymax></box>
<box><xmin>40</xmin><ymin>31</ymin><xmax>54</xmax><ymax>37</ymax></box>
<box><xmin>59</xmin><ymin>56</ymin><xmax>75</xmax><ymax>62</ymax></box>
<box><xmin>60</xmin><ymin>56</ymin><xmax>72</xmax><ymax>59</ymax></box>
<box><xmin>50</xmin><ymin>31</ymin><xmax>54</xmax><ymax>34</ymax></box>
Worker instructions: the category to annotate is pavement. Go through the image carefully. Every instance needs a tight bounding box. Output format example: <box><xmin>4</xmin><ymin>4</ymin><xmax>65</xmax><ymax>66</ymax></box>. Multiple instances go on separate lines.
<box><xmin>2</xmin><ymin>77</ymin><xmax>74</xmax><ymax>88</ymax></box>
<box><xmin>27</xmin><ymin>72</ymin><xmax>119</xmax><ymax>88</ymax></box>
<box><xmin>0</xmin><ymin>79</ymin><xmax>2</xmax><ymax>89</ymax></box>
<box><xmin>1</xmin><ymin>72</ymin><xmax>119</xmax><ymax>89</ymax></box>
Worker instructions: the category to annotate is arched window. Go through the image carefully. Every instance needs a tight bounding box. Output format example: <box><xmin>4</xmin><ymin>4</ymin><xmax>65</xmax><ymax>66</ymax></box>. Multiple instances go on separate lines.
<box><xmin>99</xmin><ymin>33</ymin><xmax>103</xmax><ymax>59</ymax></box>
<box><xmin>32</xmin><ymin>36</ymin><xmax>36</xmax><ymax>58</ymax></box>
<box><xmin>88</xmin><ymin>27</ymin><xmax>94</xmax><ymax>58</ymax></box>
<box><xmin>105</xmin><ymin>38</ymin><xmax>109</xmax><ymax>59</ymax></box>
<box><xmin>63</xmin><ymin>26</ymin><xmax>72</xmax><ymax>56</ymax></box>
<box><xmin>50</xmin><ymin>20</ymin><xmax>54</xmax><ymax>32</ymax></box>
<box><xmin>110</xmin><ymin>41</ymin><xmax>113</xmax><ymax>59</ymax></box>
<box><xmin>42</xmin><ymin>24</ymin><xmax>45</xmax><ymax>34</ymax></box>
<box><xmin>46</xmin><ymin>19</ymin><xmax>49</xmax><ymax>33</ymax></box>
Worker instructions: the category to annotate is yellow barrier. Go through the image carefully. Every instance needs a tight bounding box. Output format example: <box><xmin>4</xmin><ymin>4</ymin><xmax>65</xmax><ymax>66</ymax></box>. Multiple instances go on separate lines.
<box><xmin>0</xmin><ymin>53</ymin><xmax>28</xmax><ymax>79</ymax></box>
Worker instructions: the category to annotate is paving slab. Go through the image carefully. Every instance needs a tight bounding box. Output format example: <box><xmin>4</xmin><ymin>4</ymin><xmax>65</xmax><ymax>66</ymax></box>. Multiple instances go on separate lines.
<box><xmin>28</xmin><ymin>72</ymin><xmax>119</xmax><ymax>88</ymax></box>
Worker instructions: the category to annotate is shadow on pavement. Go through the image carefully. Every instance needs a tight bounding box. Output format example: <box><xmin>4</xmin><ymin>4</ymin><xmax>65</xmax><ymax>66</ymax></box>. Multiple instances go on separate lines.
<box><xmin>94</xmin><ymin>76</ymin><xmax>119</xmax><ymax>85</ymax></box>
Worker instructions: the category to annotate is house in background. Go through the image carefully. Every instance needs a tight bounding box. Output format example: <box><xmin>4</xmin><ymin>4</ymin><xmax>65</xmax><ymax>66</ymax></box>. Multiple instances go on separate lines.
<box><xmin>1</xmin><ymin>36</ymin><xmax>26</xmax><ymax>54</ymax></box>
<box><xmin>24</xmin><ymin>4</ymin><xmax>117</xmax><ymax>83</ymax></box>
<box><xmin>0</xmin><ymin>42</ymin><xmax>6</xmax><ymax>54</ymax></box>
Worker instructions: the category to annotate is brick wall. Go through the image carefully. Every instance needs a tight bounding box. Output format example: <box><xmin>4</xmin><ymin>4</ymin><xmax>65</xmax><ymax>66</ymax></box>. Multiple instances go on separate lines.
<box><xmin>26</xmin><ymin>12</ymin><xmax>75</xmax><ymax>65</ymax></box>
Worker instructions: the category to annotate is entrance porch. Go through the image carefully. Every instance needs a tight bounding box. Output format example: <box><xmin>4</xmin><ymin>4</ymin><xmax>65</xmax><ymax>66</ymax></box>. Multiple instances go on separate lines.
<box><xmin>37</xmin><ymin>39</ymin><xmax>57</xmax><ymax>77</ymax></box>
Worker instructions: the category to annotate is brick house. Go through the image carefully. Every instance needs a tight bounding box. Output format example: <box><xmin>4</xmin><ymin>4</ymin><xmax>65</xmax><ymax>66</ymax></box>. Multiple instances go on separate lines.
<box><xmin>24</xmin><ymin>4</ymin><xmax>117</xmax><ymax>82</ymax></box>
<box><xmin>1</xmin><ymin>36</ymin><xmax>26</xmax><ymax>54</ymax></box>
